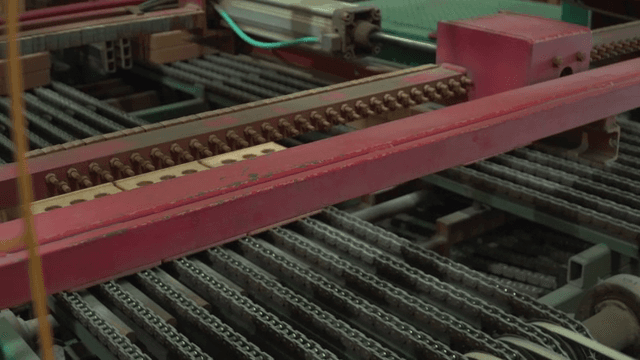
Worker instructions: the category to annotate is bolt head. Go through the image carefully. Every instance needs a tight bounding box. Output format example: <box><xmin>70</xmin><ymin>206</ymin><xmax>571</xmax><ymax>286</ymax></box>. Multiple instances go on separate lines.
<box><xmin>552</xmin><ymin>56</ymin><xmax>563</xmax><ymax>67</ymax></box>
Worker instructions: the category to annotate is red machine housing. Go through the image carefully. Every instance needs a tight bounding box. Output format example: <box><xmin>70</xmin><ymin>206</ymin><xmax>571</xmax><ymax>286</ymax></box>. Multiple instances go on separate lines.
<box><xmin>436</xmin><ymin>13</ymin><xmax>593</xmax><ymax>99</ymax></box>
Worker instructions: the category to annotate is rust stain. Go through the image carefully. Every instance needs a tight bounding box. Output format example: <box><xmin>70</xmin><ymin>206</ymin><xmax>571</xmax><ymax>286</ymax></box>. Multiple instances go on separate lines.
<box><xmin>248</xmin><ymin>173</ymin><xmax>259</xmax><ymax>181</ymax></box>
<box><xmin>104</xmin><ymin>229</ymin><xmax>128</xmax><ymax>238</ymax></box>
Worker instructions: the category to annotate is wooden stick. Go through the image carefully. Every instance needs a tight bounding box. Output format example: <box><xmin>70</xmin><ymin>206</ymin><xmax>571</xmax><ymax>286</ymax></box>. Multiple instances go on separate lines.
<box><xmin>4</xmin><ymin>0</ymin><xmax>54</xmax><ymax>358</ymax></box>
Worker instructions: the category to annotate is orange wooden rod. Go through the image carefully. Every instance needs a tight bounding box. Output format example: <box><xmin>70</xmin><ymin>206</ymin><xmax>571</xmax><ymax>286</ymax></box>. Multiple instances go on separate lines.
<box><xmin>4</xmin><ymin>0</ymin><xmax>54</xmax><ymax>359</ymax></box>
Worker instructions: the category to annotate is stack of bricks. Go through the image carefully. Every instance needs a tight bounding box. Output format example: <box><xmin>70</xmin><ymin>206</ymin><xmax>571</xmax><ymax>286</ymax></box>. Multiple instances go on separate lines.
<box><xmin>132</xmin><ymin>30</ymin><xmax>217</xmax><ymax>64</ymax></box>
<box><xmin>0</xmin><ymin>52</ymin><xmax>51</xmax><ymax>96</ymax></box>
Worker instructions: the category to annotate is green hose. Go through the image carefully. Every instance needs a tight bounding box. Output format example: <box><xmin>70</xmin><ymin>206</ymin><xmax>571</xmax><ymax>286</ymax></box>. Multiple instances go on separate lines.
<box><xmin>216</xmin><ymin>8</ymin><xmax>319</xmax><ymax>49</ymax></box>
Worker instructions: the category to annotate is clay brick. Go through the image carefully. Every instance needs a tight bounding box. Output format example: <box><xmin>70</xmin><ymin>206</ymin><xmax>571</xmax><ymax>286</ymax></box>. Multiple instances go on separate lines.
<box><xmin>140</xmin><ymin>123</ymin><xmax>165</xmax><ymax>132</ymax></box>
<box><xmin>62</xmin><ymin>140</ymin><xmax>86</xmax><ymax>150</ymax></box>
<box><xmin>0</xmin><ymin>52</ymin><xmax>50</xmax><ymax>75</ymax></box>
<box><xmin>121</xmin><ymin>127</ymin><xmax>145</xmax><ymax>136</ymax></box>
<box><xmin>178</xmin><ymin>115</ymin><xmax>198</xmax><ymax>123</ymax></box>
<box><xmin>0</xmin><ymin>68</ymin><xmax>50</xmax><ymax>95</ymax></box>
<box><xmin>103</xmin><ymin>131</ymin><xmax>125</xmax><ymax>141</ymax></box>
<box><xmin>148</xmin><ymin>30</ymin><xmax>194</xmax><ymax>50</ymax></box>
<box><xmin>159</xmin><ymin>118</ymin><xmax>184</xmax><ymax>128</ymax></box>
<box><xmin>25</xmin><ymin>149</ymin><xmax>44</xmax><ymax>158</ymax></box>
<box><xmin>148</xmin><ymin>43</ymin><xmax>201</xmax><ymax>64</ymax></box>
<box><xmin>82</xmin><ymin>135</ymin><xmax>106</xmax><ymax>146</ymax></box>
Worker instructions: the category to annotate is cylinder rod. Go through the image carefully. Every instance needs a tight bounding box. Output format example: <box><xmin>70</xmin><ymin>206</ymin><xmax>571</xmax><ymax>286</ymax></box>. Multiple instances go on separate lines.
<box><xmin>352</xmin><ymin>190</ymin><xmax>430</xmax><ymax>222</ymax></box>
<box><xmin>369</xmin><ymin>32</ymin><xmax>437</xmax><ymax>54</ymax></box>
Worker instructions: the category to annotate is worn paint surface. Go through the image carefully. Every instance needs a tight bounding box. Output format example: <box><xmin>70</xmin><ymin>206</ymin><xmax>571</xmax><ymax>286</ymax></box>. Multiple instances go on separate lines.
<box><xmin>0</xmin><ymin>57</ymin><xmax>639</xmax><ymax>308</ymax></box>
<box><xmin>436</xmin><ymin>13</ymin><xmax>592</xmax><ymax>99</ymax></box>
<box><xmin>0</xmin><ymin>64</ymin><xmax>465</xmax><ymax>207</ymax></box>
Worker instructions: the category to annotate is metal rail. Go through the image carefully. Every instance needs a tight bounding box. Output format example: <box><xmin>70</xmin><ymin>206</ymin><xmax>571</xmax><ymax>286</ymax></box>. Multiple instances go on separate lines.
<box><xmin>0</xmin><ymin>57</ymin><xmax>639</xmax><ymax>309</ymax></box>
<box><xmin>0</xmin><ymin>63</ymin><xmax>466</xmax><ymax>208</ymax></box>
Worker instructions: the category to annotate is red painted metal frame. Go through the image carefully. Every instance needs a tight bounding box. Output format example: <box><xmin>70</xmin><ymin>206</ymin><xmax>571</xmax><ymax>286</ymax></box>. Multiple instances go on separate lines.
<box><xmin>0</xmin><ymin>0</ymin><xmax>146</xmax><ymax>25</ymax></box>
<box><xmin>1</xmin><ymin>58</ymin><xmax>640</xmax><ymax>309</ymax></box>
<box><xmin>0</xmin><ymin>0</ymin><xmax>205</xmax><ymax>33</ymax></box>
<box><xmin>3</xmin><ymin>7</ymin><xmax>135</xmax><ymax>33</ymax></box>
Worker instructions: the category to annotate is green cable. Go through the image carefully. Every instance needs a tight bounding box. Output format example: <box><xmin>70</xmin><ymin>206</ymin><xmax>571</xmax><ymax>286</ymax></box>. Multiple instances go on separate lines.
<box><xmin>216</xmin><ymin>8</ymin><xmax>319</xmax><ymax>49</ymax></box>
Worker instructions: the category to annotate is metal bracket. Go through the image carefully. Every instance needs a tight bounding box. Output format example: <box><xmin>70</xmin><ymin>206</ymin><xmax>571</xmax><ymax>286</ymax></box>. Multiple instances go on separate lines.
<box><xmin>538</xmin><ymin>244</ymin><xmax>611</xmax><ymax>312</ymax></box>
<box><xmin>427</xmin><ymin>203</ymin><xmax>507</xmax><ymax>256</ymax></box>
<box><xmin>536</xmin><ymin>117</ymin><xmax>620</xmax><ymax>165</ymax></box>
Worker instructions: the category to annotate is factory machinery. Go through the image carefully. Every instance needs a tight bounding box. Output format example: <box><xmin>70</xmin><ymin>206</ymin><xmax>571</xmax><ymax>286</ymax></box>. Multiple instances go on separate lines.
<box><xmin>1</xmin><ymin>0</ymin><xmax>640</xmax><ymax>359</ymax></box>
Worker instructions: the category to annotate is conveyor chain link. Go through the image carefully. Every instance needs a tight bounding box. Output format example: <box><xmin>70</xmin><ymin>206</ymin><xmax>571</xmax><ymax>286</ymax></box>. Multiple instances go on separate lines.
<box><xmin>235</xmin><ymin>237</ymin><xmax>468</xmax><ymax>360</ymax></box>
<box><xmin>493</xmin><ymin>154</ymin><xmax>640</xmax><ymax>219</ymax></box>
<box><xmin>450</xmin><ymin>163</ymin><xmax>640</xmax><ymax>242</ymax></box>
<box><xmin>171</xmin><ymin>258</ymin><xmax>340</xmax><ymax>360</ymax></box>
<box><xmin>96</xmin><ymin>281</ymin><xmax>212</xmax><ymax>360</ymax></box>
<box><xmin>134</xmin><ymin>270</ymin><xmax>272</xmax><ymax>360</ymax></box>
<box><xmin>266</xmin><ymin>227</ymin><xmax>521</xmax><ymax>360</ymax></box>
<box><xmin>294</xmin><ymin>218</ymin><xmax>569</xmax><ymax>358</ymax></box>
<box><xmin>319</xmin><ymin>207</ymin><xmax>595</xmax><ymax>341</ymax></box>
<box><xmin>512</xmin><ymin>148</ymin><xmax>640</xmax><ymax>200</ymax></box>
<box><xmin>55</xmin><ymin>292</ymin><xmax>152</xmax><ymax>360</ymax></box>
<box><xmin>204</xmin><ymin>248</ymin><xmax>404</xmax><ymax>360</ymax></box>
<box><xmin>472</xmin><ymin>161</ymin><xmax>640</xmax><ymax>226</ymax></box>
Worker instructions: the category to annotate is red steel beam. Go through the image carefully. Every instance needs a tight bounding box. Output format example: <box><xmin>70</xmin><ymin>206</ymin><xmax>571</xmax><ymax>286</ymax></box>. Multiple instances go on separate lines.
<box><xmin>0</xmin><ymin>0</ymin><xmax>146</xmax><ymax>25</ymax></box>
<box><xmin>1</xmin><ymin>7</ymin><xmax>133</xmax><ymax>33</ymax></box>
<box><xmin>1</xmin><ymin>58</ymin><xmax>640</xmax><ymax>309</ymax></box>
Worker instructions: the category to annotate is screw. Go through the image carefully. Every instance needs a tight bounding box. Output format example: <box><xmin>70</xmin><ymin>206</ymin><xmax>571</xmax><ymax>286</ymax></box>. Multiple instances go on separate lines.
<box><xmin>576</xmin><ymin>52</ymin><xmax>586</xmax><ymax>62</ymax></box>
<box><xmin>552</xmin><ymin>56</ymin><xmax>563</xmax><ymax>67</ymax></box>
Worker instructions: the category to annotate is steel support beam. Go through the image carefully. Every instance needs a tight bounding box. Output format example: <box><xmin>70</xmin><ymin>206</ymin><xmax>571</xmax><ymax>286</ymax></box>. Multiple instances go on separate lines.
<box><xmin>0</xmin><ymin>58</ymin><xmax>640</xmax><ymax>309</ymax></box>
<box><xmin>424</xmin><ymin>174</ymin><xmax>639</xmax><ymax>258</ymax></box>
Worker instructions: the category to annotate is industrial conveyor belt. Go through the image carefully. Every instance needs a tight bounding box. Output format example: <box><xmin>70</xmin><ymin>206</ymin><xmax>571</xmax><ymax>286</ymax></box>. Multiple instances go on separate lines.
<box><xmin>426</xmin><ymin>116</ymin><xmax>640</xmax><ymax>254</ymax></box>
<box><xmin>48</xmin><ymin>207</ymin><xmax>593</xmax><ymax>360</ymax></box>
<box><xmin>0</xmin><ymin>53</ymin><xmax>331</xmax><ymax>164</ymax></box>
<box><xmin>378</xmin><ymin>214</ymin><xmax>591</xmax><ymax>298</ymax></box>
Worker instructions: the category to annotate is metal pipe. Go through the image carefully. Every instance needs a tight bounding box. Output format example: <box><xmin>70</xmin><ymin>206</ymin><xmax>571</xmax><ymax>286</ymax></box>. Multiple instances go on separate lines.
<box><xmin>369</xmin><ymin>32</ymin><xmax>437</xmax><ymax>54</ymax></box>
<box><xmin>352</xmin><ymin>190</ymin><xmax>429</xmax><ymax>222</ymax></box>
